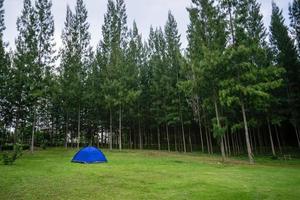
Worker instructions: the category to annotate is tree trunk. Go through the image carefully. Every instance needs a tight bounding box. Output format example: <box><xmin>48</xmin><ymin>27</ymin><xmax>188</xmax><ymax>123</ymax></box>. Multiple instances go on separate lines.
<box><xmin>97</xmin><ymin>131</ymin><xmax>100</xmax><ymax>148</ymax></box>
<box><xmin>149</xmin><ymin>128</ymin><xmax>152</xmax><ymax>149</ymax></box>
<box><xmin>77</xmin><ymin>105</ymin><xmax>81</xmax><ymax>149</ymax></box>
<box><xmin>109</xmin><ymin>107</ymin><xmax>113</xmax><ymax>150</ymax></box>
<box><xmin>257</xmin><ymin>128</ymin><xmax>263</xmax><ymax>154</ymax></box>
<box><xmin>31</xmin><ymin>110</ymin><xmax>36</xmax><ymax>153</ymax></box>
<box><xmin>14</xmin><ymin>109</ymin><xmax>20</xmax><ymax>144</ymax></box>
<box><xmin>144</xmin><ymin>128</ymin><xmax>148</xmax><ymax>149</ymax></box>
<box><xmin>253</xmin><ymin>130</ymin><xmax>257</xmax><ymax>154</ymax></box>
<box><xmin>241</xmin><ymin>102</ymin><xmax>254</xmax><ymax>164</ymax></box>
<box><xmin>157</xmin><ymin>126</ymin><xmax>160</xmax><ymax>150</ymax></box>
<box><xmin>197</xmin><ymin>108</ymin><xmax>204</xmax><ymax>153</ymax></box>
<box><xmin>50</xmin><ymin>116</ymin><xmax>53</xmax><ymax>147</ymax></box>
<box><xmin>224</xmin><ymin>133</ymin><xmax>228</xmax><ymax>156</ymax></box>
<box><xmin>249</xmin><ymin>129</ymin><xmax>253</xmax><ymax>152</ymax></box>
<box><xmin>294</xmin><ymin>126</ymin><xmax>300</xmax><ymax>148</ymax></box>
<box><xmin>180</xmin><ymin>115</ymin><xmax>186</xmax><ymax>153</ymax></box>
<box><xmin>226</xmin><ymin>132</ymin><xmax>231</xmax><ymax>156</ymax></box>
<box><xmin>205</xmin><ymin>123</ymin><xmax>210</xmax><ymax>154</ymax></box>
<box><xmin>101</xmin><ymin>127</ymin><xmax>104</xmax><ymax>147</ymax></box>
<box><xmin>231</xmin><ymin>133</ymin><xmax>236</xmax><ymax>155</ymax></box>
<box><xmin>275</xmin><ymin>125</ymin><xmax>282</xmax><ymax>154</ymax></box>
<box><xmin>174</xmin><ymin>127</ymin><xmax>177</xmax><ymax>151</ymax></box>
<box><xmin>89</xmin><ymin>131</ymin><xmax>93</xmax><ymax>146</ymax></box>
<box><xmin>119</xmin><ymin>105</ymin><xmax>122</xmax><ymax>151</ymax></box>
<box><xmin>267</xmin><ymin>118</ymin><xmax>276</xmax><ymax>157</ymax></box>
<box><xmin>65</xmin><ymin>113</ymin><xmax>68</xmax><ymax>149</ymax></box>
<box><xmin>209</xmin><ymin>130</ymin><xmax>213</xmax><ymax>154</ymax></box>
<box><xmin>236</xmin><ymin>133</ymin><xmax>240</xmax><ymax>155</ymax></box>
<box><xmin>214</xmin><ymin>100</ymin><xmax>225</xmax><ymax>161</ymax></box>
<box><xmin>166</xmin><ymin>124</ymin><xmax>170</xmax><ymax>152</ymax></box>
<box><xmin>189</xmin><ymin>127</ymin><xmax>192</xmax><ymax>153</ymax></box>
<box><xmin>228</xmin><ymin>133</ymin><xmax>232</xmax><ymax>156</ymax></box>
<box><xmin>129</xmin><ymin>128</ymin><xmax>132</xmax><ymax>149</ymax></box>
<box><xmin>139</xmin><ymin>118</ymin><xmax>142</xmax><ymax>150</ymax></box>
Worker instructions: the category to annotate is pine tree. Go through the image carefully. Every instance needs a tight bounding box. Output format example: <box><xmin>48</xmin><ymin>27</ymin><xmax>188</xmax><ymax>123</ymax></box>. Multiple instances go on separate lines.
<box><xmin>96</xmin><ymin>0</ymin><xmax>116</xmax><ymax>150</ymax></box>
<box><xmin>220</xmin><ymin>0</ymin><xmax>285</xmax><ymax>163</ymax></box>
<box><xmin>186</xmin><ymin>0</ymin><xmax>227</xmax><ymax>159</ymax></box>
<box><xmin>164</xmin><ymin>11</ymin><xmax>184</xmax><ymax>152</ymax></box>
<box><xmin>271</xmin><ymin>2</ymin><xmax>300</xmax><ymax>147</ymax></box>
<box><xmin>148</xmin><ymin>27</ymin><xmax>168</xmax><ymax>151</ymax></box>
<box><xmin>221</xmin><ymin>0</ymin><xmax>237</xmax><ymax>44</ymax></box>
<box><xmin>73</xmin><ymin>0</ymin><xmax>93</xmax><ymax>148</ymax></box>
<box><xmin>234</xmin><ymin>0</ymin><xmax>267</xmax><ymax>46</ymax></box>
<box><xmin>13</xmin><ymin>0</ymin><xmax>40</xmax><ymax>151</ymax></box>
<box><xmin>59</xmin><ymin>5</ymin><xmax>75</xmax><ymax>148</ymax></box>
<box><xmin>0</xmin><ymin>0</ymin><xmax>4</xmax><ymax>37</ymax></box>
<box><xmin>97</xmin><ymin>0</ymin><xmax>129</xmax><ymax>150</ymax></box>
<box><xmin>0</xmin><ymin>0</ymin><xmax>11</xmax><ymax>141</ymax></box>
<box><xmin>35</xmin><ymin>0</ymin><xmax>55</xmax><ymax>76</ymax></box>
<box><xmin>127</xmin><ymin>21</ymin><xmax>144</xmax><ymax>149</ymax></box>
<box><xmin>59</xmin><ymin>0</ymin><xmax>92</xmax><ymax>148</ymax></box>
<box><xmin>34</xmin><ymin>0</ymin><xmax>56</xmax><ymax>147</ymax></box>
<box><xmin>289</xmin><ymin>0</ymin><xmax>300</xmax><ymax>53</ymax></box>
<box><xmin>0</xmin><ymin>0</ymin><xmax>6</xmax><ymax>110</ymax></box>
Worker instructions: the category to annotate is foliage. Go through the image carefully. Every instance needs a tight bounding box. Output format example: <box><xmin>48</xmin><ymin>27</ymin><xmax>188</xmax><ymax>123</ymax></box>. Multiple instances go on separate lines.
<box><xmin>2</xmin><ymin>143</ymin><xmax>23</xmax><ymax>165</ymax></box>
<box><xmin>0</xmin><ymin>0</ymin><xmax>299</xmax><ymax>161</ymax></box>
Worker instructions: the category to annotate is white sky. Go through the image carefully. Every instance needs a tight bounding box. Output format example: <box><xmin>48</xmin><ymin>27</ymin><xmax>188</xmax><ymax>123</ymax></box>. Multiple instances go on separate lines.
<box><xmin>3</xmin><ymin>0</ymin><xmax>292</xmax><ymax>51</ymax></box>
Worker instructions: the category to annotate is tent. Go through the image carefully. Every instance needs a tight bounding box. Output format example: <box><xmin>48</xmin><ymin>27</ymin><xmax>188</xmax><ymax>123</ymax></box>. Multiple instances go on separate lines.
<box><xmin>71</xmin><ymin>146</ymin><xmax>107</xmax><ymax>164</ymax></box>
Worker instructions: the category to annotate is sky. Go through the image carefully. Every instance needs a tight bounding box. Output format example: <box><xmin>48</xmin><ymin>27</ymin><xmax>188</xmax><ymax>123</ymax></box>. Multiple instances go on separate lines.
<box><xmin>3</xmin><ymin>0</ymin><xmax>293</xmax><ymax>51</ymax></box>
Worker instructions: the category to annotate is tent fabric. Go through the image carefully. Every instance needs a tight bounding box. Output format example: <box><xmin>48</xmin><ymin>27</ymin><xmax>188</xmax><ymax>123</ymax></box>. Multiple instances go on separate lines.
<box><xmin>71</xmin><ymin>146</ymin><xmax>107</xmax><ymax>164</ymax></box>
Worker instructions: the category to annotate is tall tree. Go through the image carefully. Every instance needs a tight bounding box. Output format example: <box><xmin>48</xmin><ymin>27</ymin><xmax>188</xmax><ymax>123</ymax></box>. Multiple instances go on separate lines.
<box><xmin>185</xmin><ymin>0</ymin><xmax>227</xmax><ymax>159</ymax></box>
<box><xmin>289</xmin><ymin>0</ymin><xmax>300</xmax><ymax>53</ymax></box>
<box><xmin>59</xmin><ymin>0</ymin><xmax>92</xmax><ymax>149</ymax></box>
<box><xmin>0</xmin><ymin>0</ymin><xmax>4</xmax><ymax>37</ymax></box>
<box><xmin>148</xmin><ymin>27</ymin><xmax>168</xmax><ymax>151</ymax></box>
<box><xmin>73</xmin><ymin>0</ymin><xmax>93</xmax><ymax>148</ymax></box>
<box><xmin>13</xmin><ymin>0</ymin><xmax>40</xmax><ymax>151</ymax></box>
<box><xmin>97</xmin><ymin>0</ymin><xmax>116</xmax><ymax>150</ymax></box>
<box><xmin>127</xmin><ymin>21</ymin><xmax>144</xmax><ymax>149</ymax></box>
<box><xmin>35</xmin><ymin>0</ymin><xmax>55</xmax><ymax>76</ymax></box>
<box><xmin>97</xmin><ymin>0</ymin><xmax>130</xmax><ymax>150</ymax></box>
<box><xmin>271</xmin><ymin>2</ymin><xmax>300</xmax><ymax>147</ymax></box>
<box><xmin>34</xmin><ymin>0</ymin><xmax>56</xmax><ymax>149</ymax></box>
<box><xmin>164</xmin><ymin>11</ymin><xmax>184</xmax><ymax>152</ymax></box>
<box><xmin>220</xmin><ymin>0</ymin><xmax>284</xmax><ymax>163</ymax></box>
<box><xmin>59</xmin><ymin>5</ymin><xmax>75</xmax><ymax>148</ymax></box>
<box><xmin>0</xmin><ymin>0</ymin><xmax>11</xmax><ymax>143</ymax></box>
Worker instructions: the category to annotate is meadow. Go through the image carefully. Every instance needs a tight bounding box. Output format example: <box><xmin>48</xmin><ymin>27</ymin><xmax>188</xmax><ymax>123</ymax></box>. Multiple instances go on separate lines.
<box><xmin>1</xmin><ymin>148</ymin><xmax>300</xmax><ymax>200</ymax></box>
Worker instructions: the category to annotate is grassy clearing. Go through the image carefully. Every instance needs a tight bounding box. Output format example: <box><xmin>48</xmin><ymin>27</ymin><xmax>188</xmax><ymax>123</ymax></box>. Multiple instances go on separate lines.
<box><xmin>1</xmin><ymin>148</ymin><xmax>300</xmax><ymax>200</ymax></box>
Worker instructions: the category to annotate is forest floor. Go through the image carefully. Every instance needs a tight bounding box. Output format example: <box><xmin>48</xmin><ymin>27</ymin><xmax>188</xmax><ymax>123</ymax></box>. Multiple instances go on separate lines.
<box><xmin>1</xmin><ymin>148</ymin><xmax>300</xmax><ymax>200</ymax></box>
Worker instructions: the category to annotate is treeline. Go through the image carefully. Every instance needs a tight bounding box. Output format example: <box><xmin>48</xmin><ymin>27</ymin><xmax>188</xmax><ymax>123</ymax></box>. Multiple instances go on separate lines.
<box><xmin>0</xmin><ymin>0</ymin><xmax>300</xmax><ymax>163</ymax></box>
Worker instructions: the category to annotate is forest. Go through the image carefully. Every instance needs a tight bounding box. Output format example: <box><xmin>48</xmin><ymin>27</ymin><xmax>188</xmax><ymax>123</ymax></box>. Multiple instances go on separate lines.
<box><xmin>0</xmin><ymin>0</ymin><xmax>300</xmax><ymax>165</ymax></box>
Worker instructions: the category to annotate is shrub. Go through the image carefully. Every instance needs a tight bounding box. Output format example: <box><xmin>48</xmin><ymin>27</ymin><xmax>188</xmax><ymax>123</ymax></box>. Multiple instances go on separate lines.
<box><xmin>2</xmin><ymin>144</ymin><xmax>23</xmax><ymax>165</ymax></box>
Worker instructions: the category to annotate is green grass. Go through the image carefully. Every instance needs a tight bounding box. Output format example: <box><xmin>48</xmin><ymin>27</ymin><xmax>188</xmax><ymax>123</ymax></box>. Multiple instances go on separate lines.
<box><xmin>1</xmin><ymin>148</ymin><xmax>300</xmax><ymax>200</ymax></box>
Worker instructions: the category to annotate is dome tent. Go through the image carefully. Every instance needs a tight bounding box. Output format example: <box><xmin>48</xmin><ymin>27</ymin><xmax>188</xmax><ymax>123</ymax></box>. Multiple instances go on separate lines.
<box><xmin>71</xmin><ymin>146</ymin><xmax>107</xmax><ymax>164</ymax></box>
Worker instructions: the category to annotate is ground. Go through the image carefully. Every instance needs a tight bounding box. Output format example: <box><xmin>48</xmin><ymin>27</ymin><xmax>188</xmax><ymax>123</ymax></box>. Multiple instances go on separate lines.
<box><xmin>1</xmin><ymin>148</ymin><xmax>300</xmax><ymax>200</ymax></box>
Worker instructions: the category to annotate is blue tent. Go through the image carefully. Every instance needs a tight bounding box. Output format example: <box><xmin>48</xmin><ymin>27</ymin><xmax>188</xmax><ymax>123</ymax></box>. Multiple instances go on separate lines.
<box><xmin>71</xmin><ymin>146</ymin><xmax>107</xmax><ymax>164</ymax></box>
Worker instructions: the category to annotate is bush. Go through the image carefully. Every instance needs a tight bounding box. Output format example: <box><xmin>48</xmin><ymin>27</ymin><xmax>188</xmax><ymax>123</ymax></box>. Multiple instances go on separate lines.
<box><xmin>2</xmin><ymin>144</ymin><xmax>23</xmax><ymax>165</ymax></box>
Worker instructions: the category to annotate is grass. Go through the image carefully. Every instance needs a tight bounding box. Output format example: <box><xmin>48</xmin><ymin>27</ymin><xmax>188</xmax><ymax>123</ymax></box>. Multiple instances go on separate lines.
<box><xmin>1</xmin><ymin>148</ymin><xmax>300</xmax><ymax>200</ymax></box>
